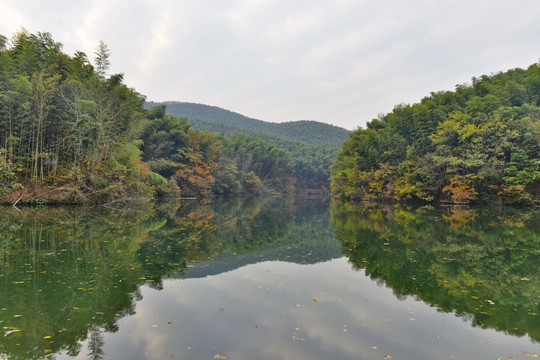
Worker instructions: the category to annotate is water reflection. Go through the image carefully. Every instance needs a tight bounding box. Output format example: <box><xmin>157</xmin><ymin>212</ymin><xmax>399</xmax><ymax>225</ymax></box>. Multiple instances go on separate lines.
<box><xmin>331</xmin><ymin>201</ymin><xmax>540</xmax><ymax>342</ymax></box>
<box><xmin>0</xmin><ymin>197</ymin><xmax>339</xmax><ymax>359</ymax></box>
<box><xmin>0</xmin><ymin>205</ymin><xmax>156</xmax><ymax>359</ymax></box>
<box><xmin>0</xmin><ymin>198</ymin><xmax>539</xmax><ymax>359</ymax></box>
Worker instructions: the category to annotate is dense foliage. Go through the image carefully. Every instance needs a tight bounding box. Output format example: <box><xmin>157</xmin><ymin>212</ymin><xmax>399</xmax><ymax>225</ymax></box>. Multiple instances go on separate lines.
<box><xmin>332</xmin><ymin>64</ymin><xmax>540</xmax><ymax>205</ymax></box>
<box><xmin>146</xmin><ymin>101</ymin><xmax>350</xmax><ymax>188</ymax></box>
<box><xmin>0</xmin><ymin>30</ymin><xmax>156</xmax><ymax>203</ymax></box>
<box><xmin>0</xmin><ymin>31</ymin><xmax>308</xmax><ymax>202</ymax></box>
<box><xmin>213</xmin><ymin>134</ymin><xmax>295</xmax><ymax>195</ymax></box>
<box><xmin>139</xmin><ymin>104</ymin><xmax>296</xmax><ymax>196</ymax></box>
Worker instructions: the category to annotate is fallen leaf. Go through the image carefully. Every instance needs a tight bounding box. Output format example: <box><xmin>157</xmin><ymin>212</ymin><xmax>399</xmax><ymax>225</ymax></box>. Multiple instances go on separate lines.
<box><xmin>213</xmin><ymin>355</ymin><xmax>227</xmax><ymax>359</ymax></box>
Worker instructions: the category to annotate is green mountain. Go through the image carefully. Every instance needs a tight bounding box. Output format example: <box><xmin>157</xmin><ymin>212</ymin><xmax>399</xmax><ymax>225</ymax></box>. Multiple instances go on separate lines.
<box><xmin>145</xmin><ymin>101</ymin><xmax>349</xmax><ymax>150</ymax></box>
<box><xmin>332</xmin><ymin>63</ymin><xmax>540</xmax><ymax>204</ymax></box>
<box><xmin>145</xmin><ymin>101</ymin><xmax>350</xmax><ymax>187</ymax></box>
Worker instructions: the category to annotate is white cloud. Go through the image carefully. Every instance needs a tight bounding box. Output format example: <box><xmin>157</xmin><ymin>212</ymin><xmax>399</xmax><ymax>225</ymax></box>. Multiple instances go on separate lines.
<box><xmin>1</xmin><ymin>0</ymin><xmax>540</xmax><ymax>129</ymax></box>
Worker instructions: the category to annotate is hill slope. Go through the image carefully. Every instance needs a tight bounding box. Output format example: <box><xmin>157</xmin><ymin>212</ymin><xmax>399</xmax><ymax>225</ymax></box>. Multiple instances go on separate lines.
<box><xmin>332</xmin><ymin>63</ymin><xmax>540</xmax><ymax>204</ymax></box>
<box><xmin>145</xmin><ymin>101</ymin><xmax>349</xmax><ymax>151</ymax></box>
<box><xmin>145</xmin><ymin>101</ymin><xmax>350</xmax><ymax>186</ymax></box>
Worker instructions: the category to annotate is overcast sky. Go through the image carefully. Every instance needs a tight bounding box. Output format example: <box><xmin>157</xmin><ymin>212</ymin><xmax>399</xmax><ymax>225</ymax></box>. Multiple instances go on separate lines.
<box><xmin>1</xmin><ymin>0</ymin><xmax>539</xmax><ymax>130</ymax></box>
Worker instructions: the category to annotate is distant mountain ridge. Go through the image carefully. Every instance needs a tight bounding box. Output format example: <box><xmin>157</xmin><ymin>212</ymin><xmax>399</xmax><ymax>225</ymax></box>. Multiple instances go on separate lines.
<box><xmin>144</xmin><ymin>101</ymin><xmax>349</xmax><ymax>150</ymax></box>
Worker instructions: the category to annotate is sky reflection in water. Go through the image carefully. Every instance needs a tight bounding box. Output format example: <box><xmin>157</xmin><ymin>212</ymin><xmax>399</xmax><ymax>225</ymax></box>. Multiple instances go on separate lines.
<box><xmin>0</xmin><ymin>198</ymin><xmax>538</xmax><ymax>360</ymax></box>
<box><xmin>66</xmin><ymin>257</ymin><xmax>538</xmax><ymax>360</ymax></box>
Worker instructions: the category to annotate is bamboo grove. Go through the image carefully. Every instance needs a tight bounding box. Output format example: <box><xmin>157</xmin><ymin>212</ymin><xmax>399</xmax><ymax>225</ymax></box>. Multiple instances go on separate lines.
<box><xmin>0</xmin><ymin>30</ymin><xmax>296</xmax><ymax>204</ymax></box>
<box><xmin>332</xmin><ymin>64</ymin><xmax>540</xmax><ymax>205</ymax></box>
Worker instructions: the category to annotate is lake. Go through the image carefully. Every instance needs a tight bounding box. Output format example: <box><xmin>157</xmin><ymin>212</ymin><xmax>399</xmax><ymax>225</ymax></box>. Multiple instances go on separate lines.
<box><xmin>0</xmin><ymin>197</ymin><xmax>538</xmax><ymax>359</ymax></box>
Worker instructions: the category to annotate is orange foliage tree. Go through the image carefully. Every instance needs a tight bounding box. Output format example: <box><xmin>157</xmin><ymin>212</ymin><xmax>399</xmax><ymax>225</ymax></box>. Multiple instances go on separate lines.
<box><xmin>442</xmin><ymin>176</ymin><xmax>478</xmax><ymax>204</ymax></box>
<box><xmin>175</xmin><ymin>131</ymin><xmax>220</xmax><ymax>197</ymax></box>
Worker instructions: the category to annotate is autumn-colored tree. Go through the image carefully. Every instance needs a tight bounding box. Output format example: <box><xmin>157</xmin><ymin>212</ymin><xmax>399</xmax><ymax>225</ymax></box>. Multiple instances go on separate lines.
<box><xmin>175</xmin><ymin>130</ymin><xmax>219</xmax><ymax>196</ymax></box>
<box><xmin>441</xmin><ymin>176</ymin><xmax>478</xmax><ymax>204</ymax></box>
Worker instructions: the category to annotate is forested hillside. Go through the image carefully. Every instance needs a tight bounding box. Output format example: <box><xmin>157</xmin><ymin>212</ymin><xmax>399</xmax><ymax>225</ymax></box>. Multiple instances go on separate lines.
<box><xmin>332</xmin><ymin>64</ymin><xmax>540</xmax><ymax>205</ymax></box>
<box><xmin>145</xmin><ymin>101</ymin><xmax>349</xmax><ymax>149</ymax></box>
<box><xmin>146</xmin><ymin>101</ymin><xmax>349</xmax><ymax>187</ymax></box>
<box><xmin>0</xmin><ymin>30</ymin><xmax>298</xmax><ymax>203</ymax></box>
<box><xmin>0</xmin><ymin>30</ymin><xmax>157</xmax><ymax>203</ymax></box>
<box><xmin>184</xmin><ymin>118</ymin><xmax>337</xmax><ymax>187</ymax></box>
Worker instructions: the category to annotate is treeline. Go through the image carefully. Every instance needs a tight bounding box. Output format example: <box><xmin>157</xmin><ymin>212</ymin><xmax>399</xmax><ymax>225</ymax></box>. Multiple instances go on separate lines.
<box><xmin>186</xmin><ymin>118</ymin><xmax>336</xmax><ymax>187</ymax></box>
<box><xmin>0</xmin><ymin>30</ymin><xmax>156</xmax><ymax>203</ymax></box>
<box><xmin>332</xmin><ymin>64</ymin><xmax>540</xmax><ymax>205</ymax></box>
<box><xmin>0</xmin><ymin>30</ymin><xmax>296</xmax><ymax>203</ymax></box>
<box><xmin>140</xmin><ymin>104</ymin><xmax>296</xmax><ymax>197</ymax></box>
<box><xmin>146</xmin><ymin>101</ymin><xmax>349</xmax><ymax>150</ymax></box>
<box><xmin>147</xmin><ymin>100</ymin><xmax>350</xmax><ymax>188</ymax></box>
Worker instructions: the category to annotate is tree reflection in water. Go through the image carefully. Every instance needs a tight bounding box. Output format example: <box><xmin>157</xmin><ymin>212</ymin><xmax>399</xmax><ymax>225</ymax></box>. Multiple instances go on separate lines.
<box><xmin>0</xmin><ymin>197</ymin><xmax>337</xmax><ymax>359</ymax></box>
<box><xmin>331</xmin><ymin>201</ymin><xmax>540</xmax><ymax>342</ymax></box>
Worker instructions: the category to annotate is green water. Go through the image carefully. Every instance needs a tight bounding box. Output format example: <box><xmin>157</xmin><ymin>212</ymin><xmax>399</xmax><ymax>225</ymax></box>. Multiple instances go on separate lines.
<box><xmin>0</xmin><ymin>198</ymin><xmax>538</xmax><ymax>359</ymax></box>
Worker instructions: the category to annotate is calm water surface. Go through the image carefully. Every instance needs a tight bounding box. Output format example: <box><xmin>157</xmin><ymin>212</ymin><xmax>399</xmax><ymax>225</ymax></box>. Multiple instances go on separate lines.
<box><xmin>0</xmin><ymin>197</ymin><xmax>538</xmax><ymax>359</ymax></box>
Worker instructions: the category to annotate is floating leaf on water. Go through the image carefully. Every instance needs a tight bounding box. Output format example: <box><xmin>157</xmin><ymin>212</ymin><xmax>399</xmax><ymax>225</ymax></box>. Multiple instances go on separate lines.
<box><xmin>213</xmin><ymin>354</ymin><xmax>227</xmax><ymax>359</ymax></box>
